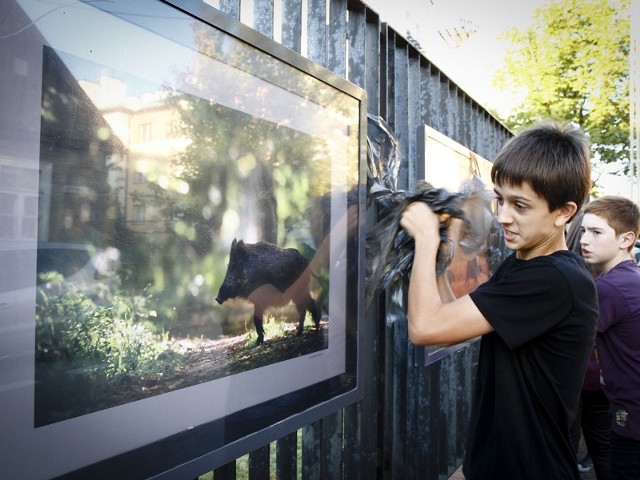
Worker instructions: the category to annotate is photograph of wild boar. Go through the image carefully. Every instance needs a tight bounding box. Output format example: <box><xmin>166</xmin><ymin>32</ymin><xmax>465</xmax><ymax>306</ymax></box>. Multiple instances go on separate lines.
<box><xmin>31</xmin><ymin>45</ymin><xmax>356</xmax><ymax>426</ymax></box>
<box><xmin>216</xmin><ymin>239</ymin><xmax>320</xmax><ymax>345</ymax></box>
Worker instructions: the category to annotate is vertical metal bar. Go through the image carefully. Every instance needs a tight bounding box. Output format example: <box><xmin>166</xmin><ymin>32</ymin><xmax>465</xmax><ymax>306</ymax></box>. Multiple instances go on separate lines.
<box><xmin>438</xmin><ymin>356</ymin><xmax>452</xmax><ymax>477</ymax></box>
<box><xmin>321</xmin><ymin>411</ymin><xmax>343</xmax><ymax>480</ymax></box>
<box><xmin>364</xmin><ymin>8</ymin><xmax>380</xmax><ymax>116</ymax></box>
<box><xmin>327</xmin><ymin>0</ymin><xmax>347</xmax><ymax>77</ymax></box>
<box><xmin>276</xmin><ymin>432</ymin><xmax>297</xmax><ymax>480</ymax></box>
<box><xmin>428</xmin><ymin>360</ymin><xmax>442</xmax><ymax>480</ymax></box>
<box><xmin>306</xmin><ymin>0</ymin><xmax>327</xmax><ymax>67</ymax></box>
<box><xmin>359</xmin><ymin>204</ymin><xmax>384</xmax><ymax>480</ymax></box>
<box><xmin>248</xmin><ymin>444</ymin><xmax>270</xmax><ymax>480</ymax></box>
<box><xmin>382</xmin><ymin>317</ymin><xmax>394</xmax><ymax>478</ymax></box>
<box><xmin>346</xmin><ymin>0</ymin><xmax>366</xmax><ymax>90</ymax></box>
<box><xmin>253</xmin><ymin>0</ymin><xmax>274</xmax><ymax>38</ymax></box>
<box><xmin>281</xmin><ymin>0</ymin><xmax>302</xmax><ymax>53</ymax></box>
<box><xmin>302</xmin><ymin>420</ymin><xmax>322</xmax><ymax>480</ymax></box>
<box><xmin>379</xmin><ymin>23</ymin><xmax>389</xmax><ymax>121</ymax></box>
<box><xmin>445</xmin><ymin>81</ymin><xmax>456</xmax><ymax>139</ymax></box>
<box><xmin>457</xmin><ymin>90</ymin><xmax>467</xmax><ymax>149</ymax></box>
<box><xmin>418</xmin><ymin>58</ymin><xmax>431</xmax><ymax>131</ymax></box>
<box><xmin>405</xmin><ymin>362</ymin><xmax>419</xmax><ymax>479</ymax></box>
<box><xmin>427</xmin><ymin>65</ymin><xmax>440</xmax><ymax>132</ymax></box>
<box><xmin>391</xmin><ymin>322</ymin><xmax>408</xmax><ymax>479</ymax></box>
<box><xmin>470</xmin><ymin>103</ymin><xmax>480</xmax><ymax>156</ymax></box>
<box><xmin>436</xmin><ymin>70</ymin><xmax>448</xmax><ymax>135</ymax></box>
<box><xmin>407</xmin><ymin>50</ymin><xmax>420</xmax><ymax>187</ymax></box>
<box><xmin>219</xmin><ymin>0</ymin><xmax>240</xmax><ymax>19</ymax></box>
<box><xmin>384</xmin><ymin>28</ymin><xmax>396</xmax><ymax>132</ymax></box>
<box><xmin>393</xmin><ymin>38</ymin><xmax>409</xmax><ymax>191</ymax></box>
<box><xmin>213</xmin><ymin>461</ymin><xmax>236</xmax><ymax>480</ymax></box>
<box><xmin>342</xmin><ymin>402</ymin><xmax>362</xmax><ymax>480</ymax></box>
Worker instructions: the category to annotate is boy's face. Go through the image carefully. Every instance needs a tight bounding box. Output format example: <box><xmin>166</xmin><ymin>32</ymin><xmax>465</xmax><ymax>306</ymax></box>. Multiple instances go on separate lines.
<box><xmin>580</xmin><ymin>213</ymin><xmax>627</xmax><ymax>270</ymax></box>
<box><xmin>494</xmin><ymin>181</ymin><xmax>571</xmax><ymax>260</ymax></box>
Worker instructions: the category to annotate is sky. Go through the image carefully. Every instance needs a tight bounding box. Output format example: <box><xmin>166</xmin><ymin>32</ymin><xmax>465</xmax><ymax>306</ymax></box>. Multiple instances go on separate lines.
<box><xmin>363</xmin><ymin>0</ymin><xmax>546</xmax><ymax>117</ymax></box>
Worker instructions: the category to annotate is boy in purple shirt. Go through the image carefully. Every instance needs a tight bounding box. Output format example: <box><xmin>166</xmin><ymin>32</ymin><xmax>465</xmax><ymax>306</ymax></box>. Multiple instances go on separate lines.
<box><xmin>581</xmin><ymin>195</ymin><xmax>640</xmax><ymax>480</ymax></box>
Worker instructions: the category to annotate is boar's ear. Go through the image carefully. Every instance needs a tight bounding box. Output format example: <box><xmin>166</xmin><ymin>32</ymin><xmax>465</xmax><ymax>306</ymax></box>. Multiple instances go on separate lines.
<box><xmin>235</xmin><ymin>240</ymin><xmax>248</xmax><ymax>259</ymax></box>
<box><xmin>231</xmin><ymin>238</ymin><xmax>237</xmax><ymax>249</ymax></box>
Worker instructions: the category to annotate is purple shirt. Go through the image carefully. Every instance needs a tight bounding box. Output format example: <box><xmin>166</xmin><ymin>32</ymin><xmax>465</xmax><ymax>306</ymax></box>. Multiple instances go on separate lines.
<box><xmin>595</xmin><ymin>260</ymin><xmax>640</xmax><ymax>440</ymax></box>
<box><xmin>582</xmin><ymin>349</ymin><xmax>602</xmax><ymax>392</ymax></box>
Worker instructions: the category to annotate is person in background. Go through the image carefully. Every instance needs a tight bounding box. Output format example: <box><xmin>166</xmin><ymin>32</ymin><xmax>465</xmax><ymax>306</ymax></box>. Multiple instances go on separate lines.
<box><xmin>566</xmin><ymin>212</ymin><xmax>610</xmax><ymax>479</ymax></box>
<box><xmin>580</xmin><ymin>195</ymin><xmax>640</xmax><ymax>480</ymax></box>
<box><xmin>401</xmin><ymin>121</ymin><xmax>598</xmax><ymax>479</ymax></box>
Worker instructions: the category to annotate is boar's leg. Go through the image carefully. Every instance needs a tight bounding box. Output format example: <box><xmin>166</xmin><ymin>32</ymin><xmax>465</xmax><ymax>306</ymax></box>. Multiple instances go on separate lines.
<box><xmin>249</xmin><ymin>284</ymin><xmax>282</xmax><ymax>345</ymax></box>
<box><xmin>295</xmin><ymin>293</ymin><xmax>320</xmax><ymax>336</ymax></box>
<box><xmin>252</xmin><ymin>297</ymin><xmax>268</xmax><ymax>345</ymax></box>
<box><xmin>253</xmin><ymin>314</ymin><xmax>265</xmax><ymax>345</ymax></box>
<box><xmin>308</xmin><ymin>295</ymin><xmax>320</xmax><ymax>331</ymax></box>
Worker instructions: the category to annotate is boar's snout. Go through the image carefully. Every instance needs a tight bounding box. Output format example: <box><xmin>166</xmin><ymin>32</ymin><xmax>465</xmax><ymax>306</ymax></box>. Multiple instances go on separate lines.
<box><xmin>215</xmin><ymin>296</ymin><xmax>224</xmax><ymax>305</ymax></box>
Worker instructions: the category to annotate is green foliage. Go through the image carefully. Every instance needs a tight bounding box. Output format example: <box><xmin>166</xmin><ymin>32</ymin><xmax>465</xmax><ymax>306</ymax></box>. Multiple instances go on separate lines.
<box><xmin>494</xmin><ymin>0</ymin><xmax>630</xmax><ymax>166</ymax></box>
<box><xmin>36</xmin><ymin>287</ymin><xmax>175</xmax><ymax>381</ymax></box>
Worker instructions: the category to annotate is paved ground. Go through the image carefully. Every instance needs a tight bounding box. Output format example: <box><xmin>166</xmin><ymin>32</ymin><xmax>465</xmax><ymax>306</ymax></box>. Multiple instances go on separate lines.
<box><xmin>448</xmin><ymin>465</ymin><xmax>465</xmax><ymax>480</ymax></box>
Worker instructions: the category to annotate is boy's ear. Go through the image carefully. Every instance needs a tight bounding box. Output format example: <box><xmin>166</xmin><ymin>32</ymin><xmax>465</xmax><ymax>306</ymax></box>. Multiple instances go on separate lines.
<box><xmin>619</xmin><ymin>231</ymin><xmax>636</xmax><ymax>251</ymax></box>
<box><xmin>554</xmin><ymin>202</ymin><xmax>578</xmax><ymax>227</ymax></box>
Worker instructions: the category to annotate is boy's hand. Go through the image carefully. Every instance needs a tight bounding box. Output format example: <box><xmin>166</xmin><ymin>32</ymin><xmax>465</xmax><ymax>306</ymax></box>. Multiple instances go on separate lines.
<box><xmin>400</xmin><ymin>201</ymin><xmax>441</xmax><ymax>247</ymax></box>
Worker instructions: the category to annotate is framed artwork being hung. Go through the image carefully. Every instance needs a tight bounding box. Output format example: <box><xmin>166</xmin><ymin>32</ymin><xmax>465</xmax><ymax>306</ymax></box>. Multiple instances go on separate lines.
<box><xmin>0</xmin><ymin>1</ymin><xmax>366</xmax><ymax>478</ymax></box>
<box><xmin>413</xmin><ymin>125</ymin><xmax>507</xmax><ymax>366</ymax></box>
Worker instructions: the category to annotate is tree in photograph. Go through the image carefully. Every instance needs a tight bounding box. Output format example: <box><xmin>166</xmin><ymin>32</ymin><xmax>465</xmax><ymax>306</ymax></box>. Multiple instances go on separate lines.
<box><xmin>494</xmin><ymin>0</ymin><xmax>630</xmax><ymax>168</ymax></box>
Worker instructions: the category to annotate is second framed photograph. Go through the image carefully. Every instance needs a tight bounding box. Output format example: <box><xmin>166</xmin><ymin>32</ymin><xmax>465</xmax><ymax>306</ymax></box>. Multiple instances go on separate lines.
<box><xmin>0</xmin><ymin>1</ymin><xmax>366</xmax><ymax>478</ymax></box>
<box><xmin>413</xmin><ymin>125</ymin><xmax>507</xmax><ymax>366</ymax></box>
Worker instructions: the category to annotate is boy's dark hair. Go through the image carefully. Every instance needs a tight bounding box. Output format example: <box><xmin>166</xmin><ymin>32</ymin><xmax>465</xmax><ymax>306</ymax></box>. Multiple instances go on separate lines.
<box><xmin>491</xmin><ymin>121</ymin><xmax>591</xmax><ymax>217</ymax></box>
<box><xmin>584</xmin><ymin>196</ymin><xmax>640</xmax><ymax>250</ymax></box>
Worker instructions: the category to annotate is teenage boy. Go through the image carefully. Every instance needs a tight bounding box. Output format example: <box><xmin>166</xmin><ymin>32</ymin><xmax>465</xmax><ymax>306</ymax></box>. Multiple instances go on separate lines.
<box><xmin>580</xmin><ymin>195</ymin><xmax>640</xmax><ymax>480</ymax></box>
<box><xmin>400</xmin><ymin>121</ymin><xmax>598</xmax><ymax>479</ymax></box>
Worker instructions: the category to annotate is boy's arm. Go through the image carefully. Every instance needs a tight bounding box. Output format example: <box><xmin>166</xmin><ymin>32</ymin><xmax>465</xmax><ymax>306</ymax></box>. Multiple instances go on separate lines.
<box><xmin>401</xmin><ymin>202</ymin><xmax>494</xmax><ymax>346</ymax></box>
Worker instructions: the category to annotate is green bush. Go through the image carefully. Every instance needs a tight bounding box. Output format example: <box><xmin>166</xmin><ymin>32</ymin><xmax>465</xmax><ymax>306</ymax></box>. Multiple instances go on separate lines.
<box><xmin>36</xmin><ymin>288</ymin><xmax>171</xmax><ymax>380</ymax></box>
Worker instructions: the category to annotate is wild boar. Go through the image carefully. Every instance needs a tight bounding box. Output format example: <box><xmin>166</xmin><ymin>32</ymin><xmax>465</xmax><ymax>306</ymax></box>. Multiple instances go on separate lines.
<box><xmin>216</xmin><ymin>239</ymin><xmax>319</xmax><ymax>345</ymax></box>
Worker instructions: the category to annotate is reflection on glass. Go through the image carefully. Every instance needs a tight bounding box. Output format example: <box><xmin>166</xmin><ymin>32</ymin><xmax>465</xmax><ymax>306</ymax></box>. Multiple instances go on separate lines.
<box><xmin>31</xmin><ymin>15</ymin><xmax>359</xmax><ymax>425</ymax></box>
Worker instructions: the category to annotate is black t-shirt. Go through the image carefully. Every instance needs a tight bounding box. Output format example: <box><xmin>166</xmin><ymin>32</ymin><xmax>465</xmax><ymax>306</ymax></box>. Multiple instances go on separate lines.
<box><xmin>465</xmin><ymin>251</ymin><xmax>597</xmax><ymax>480</ymax></box>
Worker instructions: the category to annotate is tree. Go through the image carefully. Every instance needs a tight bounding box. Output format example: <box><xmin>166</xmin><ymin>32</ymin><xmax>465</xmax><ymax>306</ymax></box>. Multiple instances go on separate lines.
<box><xmin>494</xmin><ymin>0</ymin><xmax>630</xmax><ymax>169</ymax></box>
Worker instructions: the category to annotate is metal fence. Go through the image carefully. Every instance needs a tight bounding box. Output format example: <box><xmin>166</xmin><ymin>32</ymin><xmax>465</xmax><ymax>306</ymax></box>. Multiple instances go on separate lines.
<box><xmin>181</xmin><ymin>0</ymin><xmax>512</xmax><ymax>478</ymax></box>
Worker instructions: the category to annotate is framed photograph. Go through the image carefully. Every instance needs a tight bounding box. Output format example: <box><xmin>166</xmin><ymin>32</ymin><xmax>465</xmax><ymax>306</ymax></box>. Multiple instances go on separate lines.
<box><xmin>413</xmin><ymin>125</ymin><xmax>507</xmax><ymax>366</ymax></box>
<box><xmin>0</xmin><ymin>1</ymin><xmax>366</xmax><ymax>478</ymax></box>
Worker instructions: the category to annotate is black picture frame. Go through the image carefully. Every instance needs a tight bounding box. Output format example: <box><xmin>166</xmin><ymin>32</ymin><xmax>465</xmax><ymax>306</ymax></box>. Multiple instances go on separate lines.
<box><xmin>0</xmin><ymin>1</ymin><xmax>366</xmax><ymax>478</ymax></box>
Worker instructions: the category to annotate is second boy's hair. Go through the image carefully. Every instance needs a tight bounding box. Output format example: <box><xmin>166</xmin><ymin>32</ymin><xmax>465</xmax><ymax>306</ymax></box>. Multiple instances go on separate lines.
<box><xmin>584</xmin><ymin>196</ymin><xmax>640</xmax><ymax>249</ymax></box>
<box><xmin>491</xmin><ymin>121</ymin><xmax>591</xmax><ymax>216</ymax></box>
